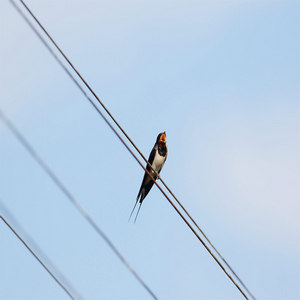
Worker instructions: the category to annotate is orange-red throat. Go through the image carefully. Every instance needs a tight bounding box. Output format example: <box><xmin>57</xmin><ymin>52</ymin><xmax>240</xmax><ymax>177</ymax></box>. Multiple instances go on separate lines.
<box><xmin>159</xmin><ymin>132</ymin><xmax>166</xmax><ymax>144</ymax></box>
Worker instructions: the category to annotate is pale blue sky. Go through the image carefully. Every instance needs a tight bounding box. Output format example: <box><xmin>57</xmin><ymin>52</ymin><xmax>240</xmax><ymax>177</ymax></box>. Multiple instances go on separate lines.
<box><xmin>0</xmin><ymin>0</ymin><xmax>299</xmax><ymax>299</ymax></box>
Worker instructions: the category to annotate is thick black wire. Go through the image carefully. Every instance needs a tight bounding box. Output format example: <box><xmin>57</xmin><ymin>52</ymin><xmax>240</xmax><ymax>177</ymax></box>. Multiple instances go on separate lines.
<box><xmin>13</xmin><ymin>1</ymin><xmax>255</xmax><ymax>299</ymax></box>
<box><xmin>0</xmin><ymin>212</ymin><xmax>78</xmax><ymax>300</ymax></box>
<box><xmin>0</xmin><ymin>110</ymin><xmax>158</xmax><ymax>300</ymax></box>
<box><xmin>8</xmin><ymin>1</ymin><xmax>252</xmax><ymax>298</ymax></box>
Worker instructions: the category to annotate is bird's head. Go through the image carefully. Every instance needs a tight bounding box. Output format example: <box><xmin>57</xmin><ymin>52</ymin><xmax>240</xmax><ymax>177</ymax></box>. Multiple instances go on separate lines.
<box><xmin>157</xmin><ymin>131</ymin><xmax>167</xmax><ymax>144</ymax></box>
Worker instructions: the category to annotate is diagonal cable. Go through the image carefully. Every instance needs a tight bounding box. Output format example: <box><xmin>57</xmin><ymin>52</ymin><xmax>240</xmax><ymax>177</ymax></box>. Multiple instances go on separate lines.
<box><xmin>0</xmin><ymin>109</ymin><xmax>158</xmax><ymax>300</ymax></box>
<box><xmin>8</xmin><ymin>1</ymin><xmax>255</xmax><ymax>298</ymax></box>
<box><xmin>12</xmin><ymin>1</ymin><xmax>255</xmax><ymax>299</ymax></box>
<box><xmin>0</xmin><ymin>202</ymin><xmax>82</xmax><ymax>300</ymax></box>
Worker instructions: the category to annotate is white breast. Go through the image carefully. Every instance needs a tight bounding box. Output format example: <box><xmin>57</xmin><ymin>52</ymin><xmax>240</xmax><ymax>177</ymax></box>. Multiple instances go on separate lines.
<box><xmin>152</xmin><ymin>151</ymin><xmax>166</xmax><ymax>173</ymax></box>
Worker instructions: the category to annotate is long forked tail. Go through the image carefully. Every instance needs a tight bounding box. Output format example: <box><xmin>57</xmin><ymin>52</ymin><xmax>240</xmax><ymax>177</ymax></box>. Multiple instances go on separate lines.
<box><xmin>129</xmin><ymin>185</ymin><xmax>146</xmax><ymax>222</ymax></box>
<box><xmin>128</xmin><ymin>200</ymin><xmax>138</xmax><ymax>222</ymax></box>
<box><xmin>134</xmin><ymin>203</ymin><xmax>142</xmax><ymax>223</ymax></box>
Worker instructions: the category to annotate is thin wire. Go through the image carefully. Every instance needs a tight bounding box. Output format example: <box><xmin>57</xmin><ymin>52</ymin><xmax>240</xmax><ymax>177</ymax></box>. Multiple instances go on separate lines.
<box><xmin>12</xmin><ymin>1</ymin><xmax>255</xmax><ymax>299</ymax></box>
<box><xmin>0</xmin><ymin>210</ymin><xmax>78</xmax><ymax>300</ymax></box>
<box><xmin>0</xmin><ymin>216</ymin><xmax>76</xmax><ymax>300</ymax></box>
<box><xmin>0</xmin><ymin>111</ymin><xmax>246</xmax><ymax>300</ymax></box>
<box><xmin>0</xmin><ymin>110</ymin><xmax>158</xmax><ymax>300</ymax></box>
<box><xmin>8</xmin><ymin>1</ymin><xmax>254</xmax><ymax>298</ymax></box>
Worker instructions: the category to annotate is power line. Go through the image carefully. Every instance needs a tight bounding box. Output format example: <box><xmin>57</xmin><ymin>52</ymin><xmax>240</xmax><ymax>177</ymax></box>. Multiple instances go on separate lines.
<box><xmin>8</xmin><ymin>0</ymin><xmax>251</xmax><ymax>298</ymax></box>
<box><xmin>0</xmin><ymin>216</ymin><xmax>76</xmax><ymax>300</ymax></box>
<box><xmin>0</xmin><ymin>110</ymin><xmax>158</xmax><ymax>300</ymax></box>
<box><xmin>0</xmin><ymin>203</ymin><xmax>81</xmax><ymax>300</ymax></box>
<box><xmin>12</xmin><ymin>2</ymin><xmax>255</xmax><ymax>299</ymax></box>
<box><xmin>8</xmin><ymin>1</ymin><xmax>255</xmax><ymax>298</ymax></box>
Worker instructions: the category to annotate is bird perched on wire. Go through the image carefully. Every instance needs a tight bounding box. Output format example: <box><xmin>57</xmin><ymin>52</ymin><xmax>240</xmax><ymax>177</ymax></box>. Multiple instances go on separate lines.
<box><xmin>129</xmin><ymin>132</ymin><xmax>168</xmax><ymax>223</ymax></box>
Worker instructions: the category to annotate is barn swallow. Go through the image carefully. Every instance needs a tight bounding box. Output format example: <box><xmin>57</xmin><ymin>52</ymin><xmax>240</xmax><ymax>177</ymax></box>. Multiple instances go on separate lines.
<box><xmin>129</xmin><ymin>132</ymin><xmax>168</xmax><ymax>223</ymax></box>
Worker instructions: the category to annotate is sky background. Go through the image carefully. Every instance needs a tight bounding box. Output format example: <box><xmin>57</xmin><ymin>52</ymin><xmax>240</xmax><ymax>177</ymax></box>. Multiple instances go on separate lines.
<box><xmin>0</xmin><ymin>0</ymin><xmax>299</xmax><ymax>299</ymax></box>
